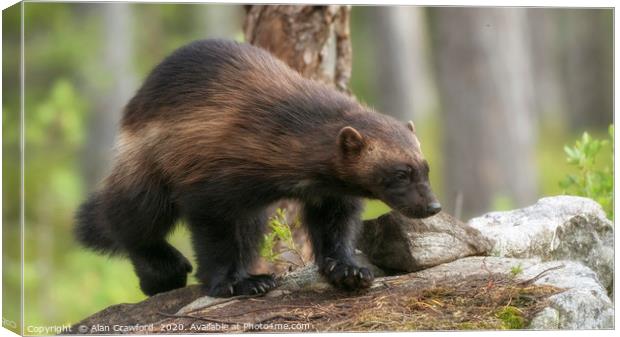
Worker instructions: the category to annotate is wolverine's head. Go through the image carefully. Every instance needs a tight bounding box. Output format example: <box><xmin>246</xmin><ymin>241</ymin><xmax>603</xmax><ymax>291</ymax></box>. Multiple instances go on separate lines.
<box><xmin>336</xmin><ymin>116</ymin><xmax>441</xmax><ymax>219</ymax></box>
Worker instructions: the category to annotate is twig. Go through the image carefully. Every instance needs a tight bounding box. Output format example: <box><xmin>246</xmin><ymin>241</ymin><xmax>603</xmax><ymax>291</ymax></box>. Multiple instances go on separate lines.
<box><xmin>518</xmin><ymin>264</ymin><xmax>565</xmax><ymax>286</ymax></box>
<box><xmin>272</xmin><ymin>256</ymin><xmax>303</xmax><ymax>268</ymax></box>
<box><xmin>481</xmin><ymin>257</ymin><xmax>495</xmax><ymax>283</ymax></box>
<box><xmin>284</xmin><ymin>244</ymin><xmax>308</xmax><ymax>267</ymax></box>
<box><xmin>177</xmin><ymin>293</ymin><xmax>264</xmax><ymax>316</ymax></box>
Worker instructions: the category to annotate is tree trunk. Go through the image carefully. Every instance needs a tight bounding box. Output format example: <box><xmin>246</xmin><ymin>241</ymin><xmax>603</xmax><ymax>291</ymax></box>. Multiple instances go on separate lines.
<box><xmin>83</xmin><ymin>3</ymin><xmax>136</xmax><ymax>189</ymax></box>
<box><xmin>560</xmin><ymin>9</ymin><xmax>613</xmax><ymax>131</ymax></box>
<box><xmin>429</xmin><ymin>8</ymin><xmax>538</xmax><ymax>219</ymax></box>
<box><xmin>526</xmin><ymin>9</ymin><xmax>566</xmax><ymax>124</ymax></box>
<box><xmin>243</xmin><ymin>4</ymin><xmax>352</xmax><ymax>272</ymax></box>
<box><xmin>368</xmin><ymin>6</ymin><xmax>438</xmax><ymax>121</ymax></box>
<box><xmin>244</xmin><ymin>5</ymin><xmax>352</xmax><ymax>92</ymax></box>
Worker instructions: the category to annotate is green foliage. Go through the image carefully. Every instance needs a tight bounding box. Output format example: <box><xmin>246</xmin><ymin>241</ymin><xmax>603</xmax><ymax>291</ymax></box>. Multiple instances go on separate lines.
<box><xmin>25</xmin><ymin>251</ymin><xmax>145</xmax><ymax>328</ymax></box>
<box><xmin>259</xmin><ymin>208</ymin><xmax>306</xmax><ymax>267</ymax></box>
<box><xmin>560</xmin><ymin>125</ymin><xmax>614</xmax><ymax>219</ymax></box>
<box><xmin>24</xmin><ymin>79</ymin><xmax>86</xmax><ymax>220</ymax></box>
<box><xmin>28</xmin><ymin>79</ymin><xmax>86</xmax><ymax>147</ymax></box>
<box><xmin>510</xmin><ymin>264</ymin><xmax>523</xmax><ymax>278</ymax></box>
<box><xmin>496</xmin><ymin>306</ymin><xmax>525</xmax><ymax>329</ymax></box>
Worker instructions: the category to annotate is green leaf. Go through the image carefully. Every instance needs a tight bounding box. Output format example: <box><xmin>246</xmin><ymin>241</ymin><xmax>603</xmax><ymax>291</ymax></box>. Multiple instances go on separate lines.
<box><xmin>560</xmin><ymin>125</ymin><xmax>614</xmax><ymax>221</ymax></box>
<box><xmin>582</xmin><ymin>132</ymin><xmax>591</xmax><ymax>143</ymax></box>
<box><xmin>259</xmin><ymin>208</ymin><xmax>304</xmax><ymax>266</ymax></box>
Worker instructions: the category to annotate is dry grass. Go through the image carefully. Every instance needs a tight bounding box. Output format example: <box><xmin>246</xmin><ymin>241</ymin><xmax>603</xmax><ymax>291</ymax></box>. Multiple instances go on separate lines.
<box><xmin>325</xmin><ymin>276</ymin><xmax>560</xmax><ymax>331</ymax></box>
<box><xmin>151</xmin><ymin>271</ymin><xmax>563</xmax><ymax>333</ymax></box>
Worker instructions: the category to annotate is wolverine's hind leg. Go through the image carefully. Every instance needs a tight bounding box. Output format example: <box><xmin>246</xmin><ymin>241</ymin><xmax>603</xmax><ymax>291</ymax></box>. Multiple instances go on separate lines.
<box><xmin>182</xmin><ymin>201</ymin><xmax>277</xmax><ymax>297</ymax></box>
<box><xmin>104</xmin><ymin>185</ymin><xmax>192</xmax><ymax>296</ymax></box>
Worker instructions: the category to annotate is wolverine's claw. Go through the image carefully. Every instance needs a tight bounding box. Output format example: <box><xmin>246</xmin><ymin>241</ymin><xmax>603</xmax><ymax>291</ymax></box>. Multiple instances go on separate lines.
<box><xmin>327</xmin><ymin>259</ymin><xmax>338</xmax><ymax>272</ymax></box>
<box><xmin>321</xmin><ymin>258</ymin><xmax>375</xmax><ymax>291</ymax></box>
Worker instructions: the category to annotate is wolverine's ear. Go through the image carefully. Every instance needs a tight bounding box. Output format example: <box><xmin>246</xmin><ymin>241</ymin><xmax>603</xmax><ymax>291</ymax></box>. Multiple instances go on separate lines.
<box><xmin>338</xmin><ymin>126</ymin><xmax>365</xmax><ymax>156</ymax></box>
<box><xmin>407</xmin><ymin>121</ymin><xmax>416</xmax><ymax>133</ymax></box>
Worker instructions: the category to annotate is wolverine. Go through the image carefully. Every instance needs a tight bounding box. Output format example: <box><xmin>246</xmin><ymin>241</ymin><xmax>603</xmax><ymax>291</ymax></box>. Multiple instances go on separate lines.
<box><xmin>75</xmin><ymin>39</ymin><xmax>441</xmax><ymax>297</ymax></box>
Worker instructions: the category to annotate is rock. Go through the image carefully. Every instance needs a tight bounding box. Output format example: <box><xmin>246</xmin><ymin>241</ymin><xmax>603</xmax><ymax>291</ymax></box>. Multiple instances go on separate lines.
<box><xmin>68</xmin><ymin>257</ymin><xmax>613</xmax><ymax>332</ymax></box>
<box><xmin>176</xmin><ymin>296</ymin><xmax>242</xmax><ymax>315</ymax></box>
<box><xmin>276</xmin><ymin>265</ymin><xmax>330</xmax><ymax>292</ymax></box>
<box><xmin>357</xmin><ymin>211</ymin><xmax>492</xmax><ymax>273</ymax></box>
<box><xmin>68</xmin><ymin>285</ymin><xmax>208</xmax><ymax>334</ymax></box>
<box><xmin>521</xmin><ymin>261</ymin><xmax>614</xmax><ymax>329</ymax></box>
<box><xmin>529</xmin><ymin>308</ymin><xmax>561</xmax><ymax>329</ymax></box>
<box><xmin>175</xmin><ymin>256</ymin><xmax>385</xmax><ymax>316</ymax></box>
<box><xmin>410</xmin><ymin>256</ymin><xmax>529</xmax><ymax>282</ymax></box>
<box><xmin>468</xmin><ymin>196</ymin><xmax>614</xmax><ymax>293</ymax></box>
<box><xmin>410</xmin><ymin>257</ymin><xmax>613</xmax><ymax>329</ymax></box>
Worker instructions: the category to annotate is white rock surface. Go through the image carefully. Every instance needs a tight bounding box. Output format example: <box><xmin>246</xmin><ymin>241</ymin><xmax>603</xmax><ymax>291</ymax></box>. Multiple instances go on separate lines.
<box><xmin>468</xmin><ymin>196</ymin><xmax>614</xmax><ymax>292</ymax></box>
<box><xmin>529</xmin><ymin>307</ymin><xmax>560</xmax><ymax>329</ymax></box>
<box><xmin>521</xmin><ymin>261</ymin><xmax>614</xmax><ymax>329</ymax></box>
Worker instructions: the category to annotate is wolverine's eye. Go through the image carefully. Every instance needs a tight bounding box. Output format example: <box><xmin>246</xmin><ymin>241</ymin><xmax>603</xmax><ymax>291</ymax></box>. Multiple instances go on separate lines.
<box><xmin>395</xmin><ymin>168</ymin><xmax>411</xmax><ymax>182</ymax></box>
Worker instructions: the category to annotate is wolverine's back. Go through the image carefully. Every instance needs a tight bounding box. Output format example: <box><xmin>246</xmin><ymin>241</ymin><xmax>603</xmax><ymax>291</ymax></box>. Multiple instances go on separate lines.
<box><xmin>116</xmin><ymin>39</ymin><xmax>358</xmax><ymax>186</ymax></box>
<box><xmin>121</xmin><ymin>39</ymin><xmax>315</xmax><ymax>130</ymax></box>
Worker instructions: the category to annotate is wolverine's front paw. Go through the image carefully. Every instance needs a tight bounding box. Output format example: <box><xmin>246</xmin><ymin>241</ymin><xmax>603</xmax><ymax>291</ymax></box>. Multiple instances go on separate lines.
<box><xmin>207</xmin><ymin>274</ymin><xmax>278</xmax><ymax>298</ymax></box>
<box><xmin>321</xmin><ymin>257</ymin><xmax>374</xmax><ymax>291</ymax></box>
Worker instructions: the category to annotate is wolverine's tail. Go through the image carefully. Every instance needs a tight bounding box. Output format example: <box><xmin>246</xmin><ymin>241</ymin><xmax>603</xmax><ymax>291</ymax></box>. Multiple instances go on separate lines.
<box><xmin>74</xmin><ymin>192</ymin><xmax>121</xmax><ymax>255</ymax></box>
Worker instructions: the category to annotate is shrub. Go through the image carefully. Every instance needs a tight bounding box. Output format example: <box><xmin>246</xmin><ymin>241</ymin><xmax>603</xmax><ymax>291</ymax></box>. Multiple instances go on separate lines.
<box><xmin>559</xmin><ymin>125</ymin><xmax>613</xmax><ymax>220</ymax></box>
<box><xmin>259</xmin><ymin>208</ymin><xmax>307</xmax><ymax>268</ymax></box>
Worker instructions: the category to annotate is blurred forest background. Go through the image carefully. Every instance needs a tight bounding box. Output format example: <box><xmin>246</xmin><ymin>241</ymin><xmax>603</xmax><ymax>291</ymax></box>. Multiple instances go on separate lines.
<box><xmin>2</xmin><ymin>3</ymin><xmax>613</xmax><ymax>330</ymax></box>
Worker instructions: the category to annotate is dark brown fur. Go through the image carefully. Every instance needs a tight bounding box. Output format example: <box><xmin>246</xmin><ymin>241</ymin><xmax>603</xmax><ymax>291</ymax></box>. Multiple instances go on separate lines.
<box><xmin>75</xmin><ymin>39</ymin><xmax>440</xmax><ymax>297</ymax></box>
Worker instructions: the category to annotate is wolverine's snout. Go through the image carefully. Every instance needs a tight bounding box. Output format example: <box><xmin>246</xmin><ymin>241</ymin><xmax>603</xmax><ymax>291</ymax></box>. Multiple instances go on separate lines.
<box><xmin>385</xmin><ymin>185</ymin><xmax>441</xmax><ymax>219</ymax></box>
<box><xmin>425</xmin><ymin>201</ymin><xmax>442</xmax><ymax>216</ymax></box>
